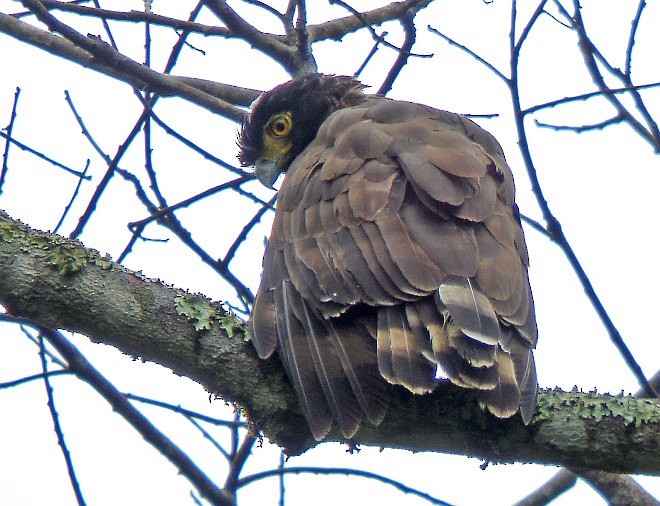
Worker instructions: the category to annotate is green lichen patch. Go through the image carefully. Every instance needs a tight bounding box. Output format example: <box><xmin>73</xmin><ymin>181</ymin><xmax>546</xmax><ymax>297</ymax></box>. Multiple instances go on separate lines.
<box><xmin>174</xmin><ymin>293</ymin><xmax>246</xmax><ymax>337</ymax></box>
<box><xmin>535</xmin><ymin>389</ymin><xmax>660</xmax><ymax>427</ymax></box>
<box><xmin>175</xmin><ymin>293</ymin><xmax>220</xmax><ymax>331</ymax></box>
<box><xmin>47</xmin><ymin>243</ymin><xmax>89</xmax><ymax>275</ymax></box>
<box><xmin>1</xmin><ymin>212</ymin><xmax>116</xmax><ymax>275</ymax></box>
<box><xmin>94</xmin><ymin>254</ymin><xmax>114</xmax><ymax>270</ymax></box>
<box><xmin>217</xmin><ymin>314</ymin><xmax>244</xmax><ymax>339</ymax></box>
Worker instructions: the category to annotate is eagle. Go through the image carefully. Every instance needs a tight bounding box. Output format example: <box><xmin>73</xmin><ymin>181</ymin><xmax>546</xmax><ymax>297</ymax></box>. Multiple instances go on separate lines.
<box><xmin>239</xmin><ymin>74</ymin><xmax>538</xmax><ymax>440</ymax></box>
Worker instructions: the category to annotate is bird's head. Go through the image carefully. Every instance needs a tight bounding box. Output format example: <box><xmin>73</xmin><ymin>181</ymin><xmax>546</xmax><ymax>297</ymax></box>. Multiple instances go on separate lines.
<box><xmin>238</xmin><ymin>74</ymin><xmax>367</xmax><ymax>188</ymax></box>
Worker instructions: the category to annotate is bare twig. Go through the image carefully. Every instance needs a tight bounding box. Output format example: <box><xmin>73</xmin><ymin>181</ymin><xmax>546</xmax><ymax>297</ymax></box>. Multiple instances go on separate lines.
<box><xmin>521</xmin><ymin>81</ymin><xmax>660</xmax><ymax>116</ymax></box>
<box><xmin>0</xmin><ymin>369</ymin><xmax>71</xmax><ymax>389</ymax></box>
<box><xmin>237</xmin><ymin>466</ymin><xmax>453</xmax><ymax>506</ymax></box>
<box><xmin>3</xmin><ymin>6</ymin><xmax>242</xmax><ymax>120</ymax></box>
<box><xmin>91</xmin><ymin>0</ymin><xmax>118</xmax><ymax>50</ymax></box>
<box><xmin>0</xmin><ymin>128</ymin><xmax>88</xmax><ymax>179</ymax></box>
<box><xmin>113</xmin><ymin>164</ymin><xmax>255</xmax><ymax>306</ymax></box>
<box><xmin>69</xmin><ymin>109</ymin><xmax>148</xmax><ymax>239</ymax></box>
<box><xmin>507</xmin><ymin>1</ymin><xmax>657</xmax><ymax>398</ymax></box>
<box><xmin>354</xmin><ymin>34</ymin><xmax>387</xmax><ymax>78</ymax></box>
<box><xmin>428</xmin><ymin>25</ymin><xmax>507</xmax><ymax>83</ymax></box>
<box><xmin>578</xmin><ymin>470</ymin><xmax>660</xmax><ymax>506</ymax></box>
<box><xmin>567</xmin><ymin>1</ymin><xmax>660</xmax><ymax>151</ymax></box>
<box><xmin>161</xmin><ymin>1</ymin><xmax>204</xmax><ymax>75</ymax></box>
<box><xmin>513</xmin><ymin>469</ymin><xmax>577</xmax><ymax>506</ymax></box>
<box><xmin>309</xmin><ymin>0</ymin><xmax>433</xmax><ymax>45</ymax></box>
<box><xmin>125</xmin><ymin>393</ymin><xmax>246</xmax><ymax>428</ymax></box>
<box><xmin>38</xmin><ymin>333</ymin><xmax>87</xmax><ymax>506</ymax></box>
<box><xmin>0</xmin><ymin>87</ymin><xmax>21</xmax><ymax>195</ymax></box>
<box><xmin>36</xmin><ymin>325</ymin><xmax>233</xmax><ymax>506</ymax></box>
<box><xmin>329</xmin><ymin>0</ymin><xmax>431</xmax><ymax>59</ymax></box>
<box><xmin>13</xmin><ymin>0</ymin><xmax>234</xmax><ymax>36</ymax></box>
<box><xmin>203</xmin><ymin>0</ymin><xmax>297</xmax><ymax>73</ymax></box>
<box><xmin>53</xmin><ymin>160</ymin><xmax>90</xmax><ymax>235</ymax></box>
<box><xmin>127</xmin><ymin>175</ymin><xmax>261</xmax><ymax>232</ymax></box>
<box><xmin>378</xmin><ymin>11</ymin><xmax>416</xmax><ymax>95</ymax></box>
<box><xmin>534</xmin><ymin>114</ymin><xmax>623</xmax><ymax>132</ymax></box>
<box><xmin>224</xmin><ymin>433</ymin><xmax>257</xmax><ymax>497</ymax></box>
<box><xmin>219</xmin><ymin>195</ymin><xmax>276</xmax><ymax>270</ymax></box>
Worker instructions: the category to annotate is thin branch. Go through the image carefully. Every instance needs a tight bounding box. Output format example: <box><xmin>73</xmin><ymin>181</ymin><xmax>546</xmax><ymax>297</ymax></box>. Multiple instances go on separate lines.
<box><xmin>329</xmin><ymin>0</ymin><xmax>432</xmax><ymax>58</ymax></box>
<box><xmin>427</xmin><ymin>25</ymin><xmax>508</xmax><ymax>83</ymax></box>
<box><xmin>243</xmin><ymin>0</ymin><xmax>284</xmax><ymax>21</ymax></box>
<box><xmin>519</xmin><ymin>213</ymin><xmax>553</xmax><ymax>241</ymax></box>
<box><xmin>291</xmin><ymin>0</ymin><xmax>316</xmax><ymax>75</ymax></box>
<box><xmin>219</xmin><ymin>195</ymin><xmax>276</xmax><ymax>269</ymax></box>
<box><xmin>569</xmin><ymin>1</ymin><xmax>659</xmax><ymax>151</ymax></box>
<box><xmin>534</xmin><ymin>114</ymin><xmax>622</xmax><ymax>133</ymax></box>
<box><xmin>53</xmin><ymin>160</ymin><xmax>91</xmax><ymax>235</ymax></box>
<box><xmin>38</xmin><ymin>326</ymin><xmax>233</xmax><ymax>506</ymax></box>
<box><xmin>513</xmin><ymin>469</ymin><xmax>577</xmax><ymax>506</ymax></box>
<box><xmin>0</xmin><ymin>130</ymin><xmax>88</xmax><ymax>180</ymax></box>
<box><xmin>224</xmin><ymin>433</ymin><xmax>257</xmax><ymax>495</ymax></box>
<box><xmin>513</xmin><ymin>0</ymin><xmax>548</xmax><ymax>52</ymax></box>
<box><xmin>15</xmin><ymin>0</ymin><xmax>234</xmax><ymax>36</ymax></box>
<box><xmin>69</xmin><ymin>109</ymin><xmax>148</xmax><ymax>239</ymax></box>
<box><xmin>0</xmin><ymin>87</ymin><xmax>21</xmax><ymax>195</ymax></box>
<box><xmin>142</xmin><ymin>97</ymin><xmax>168</xmax><ymax>209</ymax></box>
<box><xmin>354</xmin><ymin>34</ymin><xmax>386</xmax><ymax>78</ymax></box>
<box><xmin>308</xmin><ymin>0</ymin><xmax>433</xmax><ymax>44</ymax></box>
<box><xmin>0</xmin><ymin>369</ymin><xmax>71</xmax><ymax>390</ymax></box>
<box><xmin>38</xmin><ymin>333</ymin><xmax>87</xmax><ymax>506</ymax></box>
<box><xmin>203</xmin><ymin>0</ymin><xmax>296</xmax><ymax>74</ymax></box>
<box><xmin>127</xmin><ymin>175</ymin><xmax>262</xmax><ymax>232</ymax></box>
<box><xmin>624</xmin><ymin>0</ymin><xmax>645</xmax><ymax>77</ymax></box>
<box><xmin>161</xmin><ymin>1</ymin><xmax>205</xmax><ymax>75</ymax></box>
<box><xmin>278</xmin><ymin>453</ymin><xmax>286</xmax><ymax>506</ymax></box>
<box><xmin>507</xmin><ymin>1</ymin><xmax>657</xmax><ymax>398</ymax></box>
<box><xmin>578</xmin><ymin>470</ymin><xmax>660</xmax><ymax>506</ymax></box>
<box><xmin>186</xmin><ymin>415</ymin><xmax>232</xmax><ymax>461</ymax></box>
<box><xmin>1</xmin><ymin>9</ymin><xmax>243</xmax><ymax>120</ymax></box>
<box><xmin>237</xmin><ymin>466</ymin><xmax>453</xmax><ymax>506</ymax></box>
<box><xmin>91</xmin><ymin>0</ymin><xmax>118</xmax><ymax>51</ymax></box>
<box><xmin>124</xmin><ymin>393</ymin><xmax>247</xmax><ymax>428</ymax></box>
<box><xmin>17</xmin><ymin>323</ymin><xmax>67</xmax><ymax>366</ymax></box>
<box><xmin>377</xmin><ymin>11</ymin><xmax>416</xmax><ymax>95</ymax></box>
<box><xmin>521</xmin><ymin>81</ymin><xmax>660</xmax><ymax>116</ymax></box>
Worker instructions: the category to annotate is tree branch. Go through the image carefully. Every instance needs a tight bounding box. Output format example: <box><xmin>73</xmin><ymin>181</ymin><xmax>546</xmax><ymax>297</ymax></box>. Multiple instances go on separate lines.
<box><xmin>0</xmin><ymin>11</ymin><xmax>246</xmax><ymax>120</ymax></box>
<box><xmin>307</xmin><ymin>0</ymin><xmax>433</xmax><ymax>43</ymax></box>
<box><xmin>578</xmin><ymin>470</ymin><xmax>660</xmax><ymax>506</ymax></box>
<box><xmin>0</xmin><ymin>211</ymin><xmax>658</xmax><ymax>472</ymax></box>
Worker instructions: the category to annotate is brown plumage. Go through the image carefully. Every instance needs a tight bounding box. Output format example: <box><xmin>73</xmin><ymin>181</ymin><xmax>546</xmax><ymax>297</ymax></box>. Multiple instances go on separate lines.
<box><xmin>239</xmin><ymin>74</ymin><xmax>538</xmax><ymax>440</ymax></box>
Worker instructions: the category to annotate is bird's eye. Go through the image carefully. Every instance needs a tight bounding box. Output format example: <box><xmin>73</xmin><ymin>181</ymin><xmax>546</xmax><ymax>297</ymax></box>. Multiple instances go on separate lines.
<box><xmin>268</xmin><ymin>113</ymin><xmax>292</xmax><ymax>138</ymax></box>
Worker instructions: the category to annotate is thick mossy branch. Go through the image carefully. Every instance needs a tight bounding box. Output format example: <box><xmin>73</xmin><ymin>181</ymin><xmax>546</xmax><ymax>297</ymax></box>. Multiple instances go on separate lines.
<box><xmin>0</xmin><ymin>211</ymin><xmax>658</xmax><ymax>473</ymax></box>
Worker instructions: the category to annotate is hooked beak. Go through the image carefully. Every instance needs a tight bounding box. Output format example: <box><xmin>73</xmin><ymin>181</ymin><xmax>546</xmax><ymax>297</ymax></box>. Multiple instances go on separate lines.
<box><xmin>254</xmin><ymin>159</ymin><xmax>284</xmax><ymax>189</ymax></box>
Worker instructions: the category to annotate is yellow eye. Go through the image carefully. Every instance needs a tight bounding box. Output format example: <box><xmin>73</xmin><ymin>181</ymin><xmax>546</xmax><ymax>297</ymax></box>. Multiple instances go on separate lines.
<box><xmin>267</xmin><ymin>113</ymin><xmax>292</xmax><ymax>138</ymax></box>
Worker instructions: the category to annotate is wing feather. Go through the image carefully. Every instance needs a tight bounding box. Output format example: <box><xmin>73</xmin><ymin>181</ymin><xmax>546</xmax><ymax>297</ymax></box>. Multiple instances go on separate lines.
<box><xmin>274</xmin><ymin>280</ymin><xmax>332</xmax><ymax>440</ymax></box>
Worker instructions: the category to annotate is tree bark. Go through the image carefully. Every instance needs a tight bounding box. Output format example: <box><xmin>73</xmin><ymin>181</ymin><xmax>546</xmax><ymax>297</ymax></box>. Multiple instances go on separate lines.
<box><xmin>1</xmin><ymin>211</ymin><xmax>658</xmax><ymax>472</ymax></box>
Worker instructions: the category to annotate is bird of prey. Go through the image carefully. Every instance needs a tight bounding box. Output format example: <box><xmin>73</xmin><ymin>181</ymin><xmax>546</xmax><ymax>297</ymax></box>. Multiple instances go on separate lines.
<box><xmin>239</xmin><ymin>74</ymin><xmax>537</xmax><ymax>440</ymax></box>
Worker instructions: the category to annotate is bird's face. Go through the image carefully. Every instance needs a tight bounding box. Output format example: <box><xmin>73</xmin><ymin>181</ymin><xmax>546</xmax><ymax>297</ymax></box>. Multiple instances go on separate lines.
<box><xmin>238</xmin><ymin>74</ymin><xmax>367</xmax><ymax>189</ymax></box>
<box><xmin>253</xmin><ymin>110</ymin><xmax>295</xmax><ymax>189</ymax></box>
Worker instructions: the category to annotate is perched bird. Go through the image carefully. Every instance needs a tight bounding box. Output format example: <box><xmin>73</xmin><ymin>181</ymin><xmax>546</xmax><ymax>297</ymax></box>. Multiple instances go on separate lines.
<box><xmin>239</xmin><ymin>74</ymin><xmax>537</xmax><ymax>440</ymax></box>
